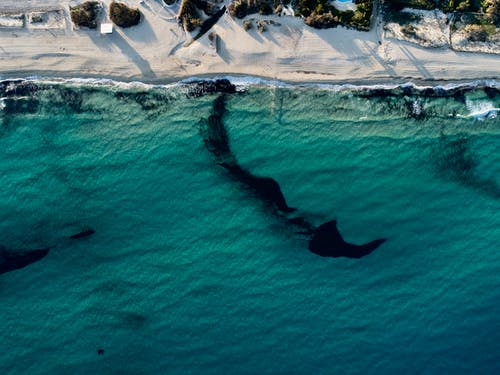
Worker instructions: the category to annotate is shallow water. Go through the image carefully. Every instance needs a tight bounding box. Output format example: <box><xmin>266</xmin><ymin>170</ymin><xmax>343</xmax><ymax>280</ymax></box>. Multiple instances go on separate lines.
<box><xmin>0</xmin><ymin>79</ymin><xmax>499</xmax><ymax>374</ymax></box>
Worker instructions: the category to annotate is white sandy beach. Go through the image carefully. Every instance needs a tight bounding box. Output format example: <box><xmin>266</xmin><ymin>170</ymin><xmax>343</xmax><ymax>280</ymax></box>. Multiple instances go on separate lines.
<box><xmin>0</xmin><ymin>0</ymin><xmax>498</xmax><ymax>84</ymax></box>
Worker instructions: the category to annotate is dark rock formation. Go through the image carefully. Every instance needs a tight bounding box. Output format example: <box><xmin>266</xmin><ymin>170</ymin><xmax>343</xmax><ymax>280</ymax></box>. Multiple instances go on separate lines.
<box><xmin>0</xmin><ymin>247</ymin><xmax>50</xmax><ymax>275</ymax></box>
<box><xmin>187</xmin><ymin>79</ymin><xmax>237</xmax><ymax>98</ymax></box>
<box><xmin>309</xmin><ymin>220</ymin><xmax>385</xmax><ymax>258</ymax></box>
<box><xmin>70</xmin><ymin>229</ymin><xmax>95</xmax><ymax>239</ymax></box>
<box><xmin>219</xmin><ymin>162</ymin><xmax>296</xmax><ymax>213</ymax></box>
<box><xmin>200</xmin><ymin>94</ymin><xmax>385</xmax><ymax>258</ymax></box>
<box><xmin>201</xmin><ymin>95</ymin><xmax>232</xmax><ymax>158</ymax></box>
<box><xmin>484</xmin><ymin>86</ymin><xmax>500</xmax><ymax>99</ymax></box>
<box><xmin>200</xmin><ymin>94</ymin><xmax>295</xmax><ymax>212</ymax></box>
<box><xmin>0</xmin><ymin>79</ymin><xmax>39</xmax><ymax>97</ymax></box>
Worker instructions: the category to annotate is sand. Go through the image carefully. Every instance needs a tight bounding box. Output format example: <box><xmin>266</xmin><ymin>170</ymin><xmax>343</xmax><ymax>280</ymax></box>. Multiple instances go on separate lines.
<box><xmin>0</xmin><ymin>0</ymin><xmax>498</xmax><ymax>84</ymax></box>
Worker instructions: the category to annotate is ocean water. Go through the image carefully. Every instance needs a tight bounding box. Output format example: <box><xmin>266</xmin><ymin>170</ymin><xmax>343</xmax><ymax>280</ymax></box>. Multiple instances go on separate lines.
<box><xmin>0</xmin><ymin>79</ymin><xmax>499</xmax><ymax>374</ymax></box>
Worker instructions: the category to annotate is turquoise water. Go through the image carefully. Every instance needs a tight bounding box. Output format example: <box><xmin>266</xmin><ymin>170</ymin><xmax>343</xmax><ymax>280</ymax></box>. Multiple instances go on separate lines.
<box><xmin>0</xmin><ymin>79</ymin><xmax>499</xmax><ymax>374</ymax></box>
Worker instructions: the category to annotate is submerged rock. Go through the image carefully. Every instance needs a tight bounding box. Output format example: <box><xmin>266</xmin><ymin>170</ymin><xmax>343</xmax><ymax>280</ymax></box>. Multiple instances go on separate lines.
<box><xmin>200</xmin><ymin>95</ymin><xmax>386</xmax><ymax>259</ymax></box>
<box><xmin>0</xmin><ymin>247</ymin><xmax>50</xmax><ymax>275</ymax></box>
<box><xmin>70</xmin><ymin>229</ymin><xmax>95</xmax><ymax>239</ymax></box>
<box><xmin>0</xmin><ymin>79</ymin><xmax>39</xmax><ymax>97</ymax></box>
<box><xmin>219</xmin><ymin>162</ymin><xmax>296</xmax><ymax>213</ymax></box>
<box><xmin>309</xmin><ymin>220</ymin><xmax>386</xmax><ymax>258</ymax></box>
<box><xmin>187</xmin><ymin>79</ymin><xmax>237</xmax><ymax>97</ymax></box>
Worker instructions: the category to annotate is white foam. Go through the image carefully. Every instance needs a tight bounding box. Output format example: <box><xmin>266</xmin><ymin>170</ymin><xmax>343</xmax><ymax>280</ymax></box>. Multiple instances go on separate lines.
<box><xmin>463</xmin><ymin>99</ymin><xmax>499</xmax><ymax>120</ymax></box>
<box><xmin>1</xmin><ymin>76</ymin><xmax>500</xmax><ymax>94</ymax></box>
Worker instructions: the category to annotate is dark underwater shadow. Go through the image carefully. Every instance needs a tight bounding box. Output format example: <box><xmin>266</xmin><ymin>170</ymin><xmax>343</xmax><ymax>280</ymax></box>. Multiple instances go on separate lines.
<box><xmin>199</xmin><ymin>93</ymin><xmax>386</xmax><ymax>259</ymax></box>
<box><xmin>0</xmin><ymin>229</ymin><xmax>95</xmax><ymax>276</ymax></box>
<box><xmin>432</xmin><ymin>133</ymin><xmax>500</xmax><ymax>200</ymax></box>
<box><xmin>0</xmin><ymin>246</ymin><xmax>50</xmax><ymax>275</ymax></box>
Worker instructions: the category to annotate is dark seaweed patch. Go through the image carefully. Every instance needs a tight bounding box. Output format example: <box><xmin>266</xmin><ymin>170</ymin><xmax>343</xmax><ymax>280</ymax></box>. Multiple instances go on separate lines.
<box><xmin>404</xmin><ymin>97</ymin><xmax>426</xmax><ymax>120</ymax></box>
<box><xmin>200</xmin><ymin>95</ymin><xmax>233</xmax><ymax>159</ymax></box>
<box><xmin>453</xmin><ymin>88</ymin><xmax>467</xmax><ymax>103</ymax></box>
<box><xmin>484</xmin><ymin>86</ymin><xmax>500</xmax><ymax>99</ymax></box>
<box><xmin>2</xmin><ymin>97</ymin><xmax>39</xmax><ymax>115</ymax></box>
<box><xmin>59</xmin><ymin>87</ymin><xmax>84</xmax><ymax>113</ymax></box>
<box><xmin>0</xmin><ymin>247</ymin><xmax>50</xmax><ymax>275</ymax></box>
<box><xmin>1</xmin><ymin>97</ymin><xmax>40</xmax><ymax>130</ymax></box>
<box><xmin>355</xmin><ymin>88</ymin><xmax>397</xmax><ymax>98</ymax></box>
<box><xmin>435</xmin><ymin>135</ymin><xmax>477</xmax><ymax>181</ymax></box>
<box><xmin>122</xmin><ymin>311</ymin><xmax>147</xmax><ymax>329</ymax></box>
<box><xmin>355</xmin><ymin>85</ymin><xmax>480</xmax><ymax>101</ymax></box>
<box><xmin>433</xmin><ymin>133</ymin><xmax>500</xmax><ymax>199</ymax></box>
<box><xmin>114</xmin><ymin>91</ymin><xmax>168</xmax><ymax>112</ymax></box>
<box><xmin>199</xmin><ymin>94</ymin><xmax>385</xmax><ymax>258</ymax></box>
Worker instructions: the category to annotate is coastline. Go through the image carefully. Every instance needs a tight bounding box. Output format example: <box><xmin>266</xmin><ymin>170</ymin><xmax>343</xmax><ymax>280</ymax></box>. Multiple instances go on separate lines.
<box><xmin>1</xmin><ymin>74</ymin><xmax>499</xmax><ymax>92</ymax></box>
<box><xmin>0</xmin><ymin>0</ymin><xmax>499</xmax><ymax>87</ymax></box>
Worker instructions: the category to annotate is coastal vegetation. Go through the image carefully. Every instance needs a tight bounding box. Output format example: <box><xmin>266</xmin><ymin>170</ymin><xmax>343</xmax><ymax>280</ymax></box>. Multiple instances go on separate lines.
<box><xmin>383</xmin><ymin>0</ymin><xmax>499</xmax><ymax>52</ymax></box>
<box><xmin>178</xmin><ymin>0</ymin><xmax>204</xmax><ymax>31</ymax></box>
<box><xmin>383</xmin><ymin>0</ymin><xmax>499</xmax><ymax>21</ymax></box>
<box><xmin>300</xmin><ymin>0</ymin><xmax>373</xmax><ymax>30</ymax></box>
<box><xmin>227</xmin><ymin>0</ymin><xmax>374</xmax><ymax>30</ymax></box>
<box><xmin>228</xmin><ymin>0</ymin><xmax>274</xmax><ymax>18</ymax></box>
<box><xmin>70</xmin><ymin>1</ymin><xmax>100</xmax><ymax>29</ymax></box>
<box><xmin>178</xmin><ymin>0</ymin><xmax>227</xmax><ymax>32</ymax></box>
<box><xmin>109</xmin><ymin>2</ymin><xmax>141</xmax><ymax>27</ymax></box>
<box><xmin>459</xmin><ymin>13</ymin><xmax>498</xmax><ymax>42</ymax></box>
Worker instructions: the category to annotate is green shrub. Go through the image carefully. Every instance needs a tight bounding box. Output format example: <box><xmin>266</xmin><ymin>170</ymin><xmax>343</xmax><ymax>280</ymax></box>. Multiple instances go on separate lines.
<box><xmin>465</xmin><ymin>24</ymin><xmax>489</xmax><ymax>41</ymax></box>
<box><xmin>243</xmin><ymin>19</ymin><xmax>253</xmax><ymax>30</ymax></box>
<box><xmin>483</xmin><ymin>0</ymin><xmax>499</xmax><ymax>25</ymax></box>
<box><xmin>338</xmin><ymin>9</ymin><xmax>354</xmax><ymax>24</ymax></box>
<box><xmin>228</xmin><ymin>0</ymin><xmax>275</xmax><ymax>18</ymax></box>
<box><xmin>178</xmin><ymin>0</ymin><xmax>202</xmax><ymax>31</ymax></box>
<box><xmin>383</xmin><ymin>0</ymin><xmax>435</xmax><ymax>11</ymax></box>
<box><xmin>386</xmin><ymin>10</ymin><xmax>421</xmax><ymax>24</ymax></box>
<box><xmin>259</xmin><ymin>2</ymin><xmax>274</xmax><ymax>14</ymax></box>
<box><xmin>70</xmin><ymin>1</ymin><xmax>100</xmax><ymax>29</ymax></box>
<box><xmin>305</xmin><ymin>11</ymin><xmax>339</xmax><ymax>28</ymax></box>
<box><xmin>384</xmin><ymin>0</ymin><xmax>483</xmax><ymax>12</ymax></box>
<box><xmin>229</xmin><ymin>0</ymin><xmax>249</xmax><ymax>18</ymax></box>
<box><xmin>110</xmin><ymin>2</ymin><xmax>141</xmax><ymax>27</ymax></box>
<box><xmin>350</xmin><ymin>0</ymin><xmax>373</xmax><ymax>30</ymax></box>
<box><xmin>32</xmin><ymin>16</ymin><xmax>43</xmax><ymax>23</ymax></box>
<box><xmin>296</xmin><ymin>0</ymin><xmax>330</xmax><ymax>17</ymax></box>
<box><xmin>443</xmin><ymin>0</ymin><xmax>482</xmax><ymax>12</ymax></box>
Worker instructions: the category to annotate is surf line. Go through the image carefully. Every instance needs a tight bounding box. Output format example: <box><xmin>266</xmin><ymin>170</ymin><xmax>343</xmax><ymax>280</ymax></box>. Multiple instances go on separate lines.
<box><xmin>199</xmin><ymin>92</ymin><xmax>386</xmax><ymax>259</ymax></box>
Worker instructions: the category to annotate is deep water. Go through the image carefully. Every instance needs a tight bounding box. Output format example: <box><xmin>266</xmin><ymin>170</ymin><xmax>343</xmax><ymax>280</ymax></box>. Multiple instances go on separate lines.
<box><xmin>0</xmin><ymin>79</ymin><xmax>499</xmax><ymax>374</ymax></box>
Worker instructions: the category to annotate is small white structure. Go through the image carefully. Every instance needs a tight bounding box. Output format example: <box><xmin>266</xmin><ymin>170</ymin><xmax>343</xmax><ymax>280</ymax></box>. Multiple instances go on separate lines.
<box><xmin>281</xmin><ymin>5</ymin><xmax>295</xmax><ymax>17</ymax></box>
<box><xmin>100</xmin><ymin>23</ymin><xmax>113</xmax><ymax>34</ymax></box>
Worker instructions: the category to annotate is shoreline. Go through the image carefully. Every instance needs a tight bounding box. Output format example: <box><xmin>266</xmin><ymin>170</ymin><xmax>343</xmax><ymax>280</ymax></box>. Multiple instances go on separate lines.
<box><xmin>1</xmin><ymin>74</ymin><xmax>499</xmax><ymax>91</ymax></box>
